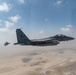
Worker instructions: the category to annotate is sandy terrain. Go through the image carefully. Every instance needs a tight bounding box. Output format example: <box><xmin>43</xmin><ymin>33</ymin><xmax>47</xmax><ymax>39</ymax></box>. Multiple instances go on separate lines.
<box><xmin>0</xmin><ymin>41</ymin><xmax>76</xmax><ymax>75</ymax></box>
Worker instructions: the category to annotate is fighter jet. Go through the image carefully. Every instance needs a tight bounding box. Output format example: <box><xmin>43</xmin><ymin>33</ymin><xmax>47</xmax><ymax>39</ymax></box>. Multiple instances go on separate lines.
<box><xmin>14</xmin><ymin>29</ymin><xmax>59</xmax><ymax>46</ymax></box>
<box><xmin>4</xmin><ymin>42</ymin><xmax>10</xmax><ymax>46</ymax></box>
<box><xmin>51</xmin><ymin>34</ymin><xmax>75</xmax><ymax>41</ymax></box>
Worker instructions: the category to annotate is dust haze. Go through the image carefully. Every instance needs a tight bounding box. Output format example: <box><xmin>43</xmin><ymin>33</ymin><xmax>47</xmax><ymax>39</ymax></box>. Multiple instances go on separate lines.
<box><xmin>0</xmin><ymin>40</ymin><xmax>76</xmax><ymax>75</ymax></box>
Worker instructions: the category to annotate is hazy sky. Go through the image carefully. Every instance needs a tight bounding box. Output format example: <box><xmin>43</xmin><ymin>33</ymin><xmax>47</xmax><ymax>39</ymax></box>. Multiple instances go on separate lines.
<box><xmin>0</xmin><ymin>0</ymin><xmax>76</xmax><ymax>44</ymax></box>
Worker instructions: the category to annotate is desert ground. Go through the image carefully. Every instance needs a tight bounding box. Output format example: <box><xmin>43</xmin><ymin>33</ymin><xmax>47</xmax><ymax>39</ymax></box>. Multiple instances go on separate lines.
<box><xmin>0</xmin><ymin>41</ymin><xmax>76</xmax><ymax>75</ymax></box>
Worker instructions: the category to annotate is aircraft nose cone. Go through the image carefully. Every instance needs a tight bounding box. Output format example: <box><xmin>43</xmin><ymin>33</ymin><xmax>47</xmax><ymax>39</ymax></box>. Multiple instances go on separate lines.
<box><xmin>73</xmin><ymin>37</ymin><xmax>75</xmax><ymax>40</ymax></box>
<box><xmin>71</xmin><ymin>37</ymin><xmax>75</xmax><ymax>40</ymax></box>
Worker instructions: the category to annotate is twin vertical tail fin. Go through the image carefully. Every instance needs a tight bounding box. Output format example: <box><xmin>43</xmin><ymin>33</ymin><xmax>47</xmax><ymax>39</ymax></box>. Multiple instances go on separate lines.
<box><xmin>16</xmin><ymin>29</ymin><xmax>30</xmax><ymax>44</ymax></box>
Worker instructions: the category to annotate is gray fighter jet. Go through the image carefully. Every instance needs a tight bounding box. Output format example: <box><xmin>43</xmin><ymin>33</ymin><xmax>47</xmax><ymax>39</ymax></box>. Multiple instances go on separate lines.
<box><xmin>14</xmin><ymin>29</ymin><xmax>75</xmax><ymax>46</ymax></box>
<box><xmin>14</xmin><ymin>29</ymin><xmax>59</xmax><ymax>46</ymax></box>
<box><xmin>4</xmin><ymin>42</ymin><xmax>10</xmax><ymax>46</ymax></box>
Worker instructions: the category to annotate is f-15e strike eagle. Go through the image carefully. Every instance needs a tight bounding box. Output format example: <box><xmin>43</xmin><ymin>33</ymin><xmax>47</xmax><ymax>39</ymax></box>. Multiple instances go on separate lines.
<box><xmin>4</xmin><ymin>42</ymin><xmax>10</xmax><ymax>46</ymax></box>
<box><xmin>13</xmin><ymin>29</ymin><xmax>75</xmax><ymax>46</ymax></box>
